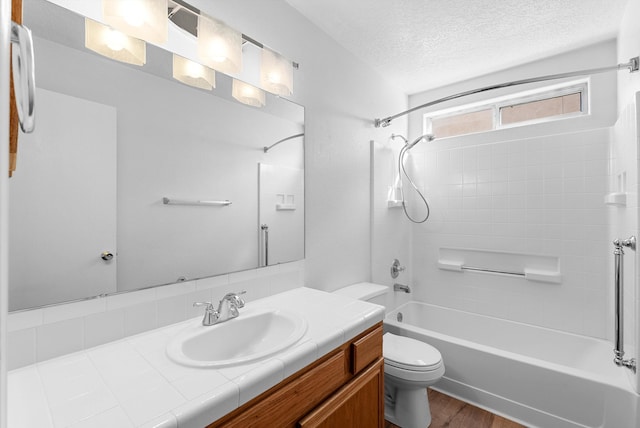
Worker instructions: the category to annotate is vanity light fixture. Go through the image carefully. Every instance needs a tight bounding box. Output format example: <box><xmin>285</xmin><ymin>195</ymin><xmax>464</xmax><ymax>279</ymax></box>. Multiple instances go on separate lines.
<box><xmin>197</xmin><ymin>15</ymin><xmax>242</xmax><ymax>75</ymax></box>
<box><xmin>84</xmin><ymin>18</ymin><xmax>146</xmax><ymax>66</ymax></box>
<box><xmin>232</xmin><ymin>79</ymin><xmax>265</xmax><ymax>107</ymax></box>
<box><xmin>102</xmin><ymin>0</ymin><xmax>168</xmax><ymax>44</ymax></box>
<box><xmin>172</xmin><ymin>54</ymin><xmax>216</xmax><ymax>90</ymax></box>
<box><xmin>260</xmin><ymin>47</ymin><xmax>293</xmax><ymax>97</ymax></box>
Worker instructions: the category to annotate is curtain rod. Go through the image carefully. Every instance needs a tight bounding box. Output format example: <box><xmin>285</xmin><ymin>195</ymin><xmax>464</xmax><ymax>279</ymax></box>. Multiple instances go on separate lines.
<box><xmin>374</xmin><ymin>56</ymin><xmax>640</xmax><ymax>128</ymax></box>
<box><xmin>264</xmin><ymin>133</ymin><xmax>304</xmax><ymax>153</ymax></box>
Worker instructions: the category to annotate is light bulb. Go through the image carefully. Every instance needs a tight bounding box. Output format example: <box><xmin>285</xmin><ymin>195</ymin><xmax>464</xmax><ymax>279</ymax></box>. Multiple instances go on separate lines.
<box><xmin>121</xmin><ymin>1</ymin><xmax>146</xmax><ymax>27</ymax></box>
<box><xmin>105</xmin><ymin>29</ymin><xmax>126</xmax><ymax>51</ymax></box>
<box><xmin>185</xmin><ymin>60</ymin><xmax>203</xmax><ymax>78</ymax></box>
<box><xmin>267</xmin><ymin>72</ymin><xmax>281</xmax><ymax>84</ymax></box>
<box><xmin>102</xmin><ymin>0</ymin><xmax>167</xmax><ymax>44</ymax></box>
<box><xmin>232</xmin><ymin>79</ymin><xmax>265</xmax><ymax>107</ymax></box>
<box><xmin>208</xmin><ymin>39</ymin><xmax>228</xmax><ymax>63</ymax></box>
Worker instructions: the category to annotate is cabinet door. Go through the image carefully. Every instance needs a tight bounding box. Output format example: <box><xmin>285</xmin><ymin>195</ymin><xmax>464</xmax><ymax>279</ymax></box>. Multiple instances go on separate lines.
<box><xmin>298</xmin><ymin>358</ymin><xmax>384</xmax><ymax>428</ymax></box>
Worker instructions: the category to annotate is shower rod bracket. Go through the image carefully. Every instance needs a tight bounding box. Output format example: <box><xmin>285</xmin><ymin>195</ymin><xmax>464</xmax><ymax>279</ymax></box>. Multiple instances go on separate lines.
<box><xmin>614</xmin><ymin>351</ymin><xmax>636</xmax><ymax>373</ymax></box>
<box><xmin>625</xmin><ymin>56</ymin><xmax>639</xmax><ymax>73</ymax></box>
<box><xmin>613</xmin><ymin>235</ymin><xmax>636</xmax><ymax>252</ymax></box>
<box><xmin>374</xmin><ymin>55</ymin><xmax>640</xmax><ymax>128</ymax></box>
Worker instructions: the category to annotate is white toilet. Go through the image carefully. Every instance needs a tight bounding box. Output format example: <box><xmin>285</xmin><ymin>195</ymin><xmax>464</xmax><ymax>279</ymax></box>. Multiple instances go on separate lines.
<box><xmin>333</xmin><ymin>283</ymin><xmax>445</xmax><ymax>428</ymax></box>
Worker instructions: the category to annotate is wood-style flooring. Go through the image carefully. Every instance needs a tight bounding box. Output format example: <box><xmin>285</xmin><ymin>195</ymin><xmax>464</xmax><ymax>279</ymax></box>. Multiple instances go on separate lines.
<box><xmin>385</xmin><ymin>389</ymin><xmax>525</xmax><ymax>428</ymax></box>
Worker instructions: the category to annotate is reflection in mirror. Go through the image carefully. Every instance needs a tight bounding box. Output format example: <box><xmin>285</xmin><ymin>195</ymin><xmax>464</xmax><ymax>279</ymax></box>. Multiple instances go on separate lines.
<box><xmin>259</xmin><ymin>133</ymin><xmax>305</xmax><ymax>267</ymax></box>
<box><xmin>10</xmin><ymin>0</ymin><xmax>304</xmax><ymax>311</ymax></box>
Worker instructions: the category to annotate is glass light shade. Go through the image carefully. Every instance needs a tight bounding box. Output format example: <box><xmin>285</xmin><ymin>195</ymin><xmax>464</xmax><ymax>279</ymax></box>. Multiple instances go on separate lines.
<box><xmin>232</xmin><ymin>79</ymin><xmax>265</xmax><ymax>107</ymax></box>
<box><xmin>85</xmin><ymin>18</ymin><xmax>146</xmax><ymax>66</ymax></box>
<box><xmin>197</xmin><ymin>15</ymin><xmax>242</xmax><ymax>75</ymax></box>
<box><xmin>172</xmin><ymin>54</ymin><xmax>216</xmax><ymax>90</ymax></box>
<box><xmin>102</xmin><ymin>0</ymin><xmax>168</xmax><ymax>44</ymax></box>
<box><xmin>260</xmin><ymin>47</ymin><xmax>293</xmax><ymax>96</ymax></box>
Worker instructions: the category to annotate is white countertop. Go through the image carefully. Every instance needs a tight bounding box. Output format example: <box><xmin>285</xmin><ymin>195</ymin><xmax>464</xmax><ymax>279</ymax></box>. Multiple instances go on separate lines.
<box><xmin>8</xmin><ymin>287</ymin><xmax>384</xmax><ymax>428</ymax></box>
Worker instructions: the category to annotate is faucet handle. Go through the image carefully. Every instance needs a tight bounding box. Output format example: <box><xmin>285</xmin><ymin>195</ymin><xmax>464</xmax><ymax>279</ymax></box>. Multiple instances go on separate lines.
<box><xmin>391</xmin><ymin>259</ymin><xmax>406</xmax><ymax>279</ymax></box>
<box><xmin>193</xmin><ymin>301</ymin><xmax>214</xmax><ymax>310</ymax></box>
<box><xmin>224</xmin><ymin>291</ymin><xmax>246</xmax><ymax>308</ymax></box>
<box><xmin>193</xmin><ymin>301</ymin><xmax>220</xmax><ymax>326</ymax></box>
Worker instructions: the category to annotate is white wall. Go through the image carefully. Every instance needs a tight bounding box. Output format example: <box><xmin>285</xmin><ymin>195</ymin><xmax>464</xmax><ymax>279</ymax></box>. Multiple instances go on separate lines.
<box><xmin>187</xmin><ymin>0</ymin><xmax>407</xmax><ymax>291</ymax></box>
<box><xmin>371</xmin><ymin>134</ymin><xmax>414</xmax><ymax>310</ymax></box>
<box><xmin>398</xmin><ymin>41</ymin><xmax>618</xmax><ymax>338</ymax></box>
<box><xmin>616</xmin><ymin>0</ymin><xmax>640</xmax><ymax>393</ymax></box>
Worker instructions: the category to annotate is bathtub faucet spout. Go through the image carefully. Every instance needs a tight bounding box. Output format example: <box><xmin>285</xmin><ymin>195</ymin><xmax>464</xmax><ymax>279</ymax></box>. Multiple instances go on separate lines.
<box><xmin>394</xmin><ymin>283</ymin><xmax>411</xmax><ymax>293</ymax></box>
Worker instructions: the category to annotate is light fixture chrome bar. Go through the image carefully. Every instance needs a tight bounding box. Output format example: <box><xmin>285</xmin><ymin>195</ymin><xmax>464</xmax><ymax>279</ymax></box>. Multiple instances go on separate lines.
<box><xmin>162</xmin><ymin>197</ymin><xmax>232</xmax><ymax>206</ymax></box>
<box><xmin>374</xmin><ymin>57</ymin><xmax>640</xmax><ymax>128</ymax></box>
<box><xmin>167</xmin><ymin>0</ymin><xmax>299</xmax><ymax>69</ymax></box>
<box><xmin>264</xmin><ymin>133</ymin><xmax>304</xmax><ymax>153</ymax></box>
<box><xmin>167</xmin><ymin>4</ymin><xmax>183</xmax><ymax>19</ymax></box>
<box><xmin>612</xmin><ymin>236</ymin><xmax>637</xmax><ymax>373</ymax></box>
<box><xmin>461</xmin><ymin>265</ymin><xmax>525</xmax><ymax>277</ymax></box>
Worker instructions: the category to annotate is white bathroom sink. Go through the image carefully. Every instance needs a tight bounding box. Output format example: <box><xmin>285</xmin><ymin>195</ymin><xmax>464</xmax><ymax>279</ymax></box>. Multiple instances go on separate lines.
<box><xmin>166</xmin><ymin>308</ymin><xmax>308</xmax><ymax>368</ymax></box>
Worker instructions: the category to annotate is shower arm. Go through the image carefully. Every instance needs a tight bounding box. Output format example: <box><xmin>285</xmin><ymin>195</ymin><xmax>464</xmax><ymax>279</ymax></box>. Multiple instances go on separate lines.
<box><xmin>374</xmin><ymin>57</ymin><xmax>640</xmax><ymax>128</ymax></box>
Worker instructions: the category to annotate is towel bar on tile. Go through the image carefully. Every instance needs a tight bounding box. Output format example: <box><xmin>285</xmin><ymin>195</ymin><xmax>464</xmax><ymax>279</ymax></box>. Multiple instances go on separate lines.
<box><xmin>162</xmin><ymin>197</ymin><xmax>232</xmax><ymax>206</ymax></box>
<box><xmin>460</xmin><ymin>266</ymin><xmax>525</xmax><ymax>276</ymax></box>
<box><xmin>437</xmin><ymin>260</ymin><xmax>561</xmax><ymax>283</ymax></box>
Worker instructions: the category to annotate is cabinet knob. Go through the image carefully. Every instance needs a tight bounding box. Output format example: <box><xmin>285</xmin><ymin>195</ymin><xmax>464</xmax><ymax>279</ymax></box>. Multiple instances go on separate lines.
<box><xmin>101</xmin><ymin>251</ymin><xmax>114</xmax><ymax>261</ymax></box>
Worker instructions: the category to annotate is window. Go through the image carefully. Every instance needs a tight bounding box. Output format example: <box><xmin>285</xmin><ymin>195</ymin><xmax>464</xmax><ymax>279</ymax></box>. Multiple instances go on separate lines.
<box><xmin>423</xmin><ymin>80</ymin><xmax>588</xmax><ymax>139</ymax></box>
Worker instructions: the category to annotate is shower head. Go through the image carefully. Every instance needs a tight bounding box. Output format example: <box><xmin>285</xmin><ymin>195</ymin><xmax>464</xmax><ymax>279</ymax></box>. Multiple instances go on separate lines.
<box><xmin>406</xmin><ymin>133</ymin><xmax>435</xmax><ymax>150</ymax></box>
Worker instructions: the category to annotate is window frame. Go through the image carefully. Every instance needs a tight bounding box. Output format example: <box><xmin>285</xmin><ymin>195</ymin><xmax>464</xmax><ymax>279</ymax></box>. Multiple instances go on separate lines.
<box><xmin>422</xmin><ymin>79</ymin><xmax>589</xmax><ymax>139</ymax></box>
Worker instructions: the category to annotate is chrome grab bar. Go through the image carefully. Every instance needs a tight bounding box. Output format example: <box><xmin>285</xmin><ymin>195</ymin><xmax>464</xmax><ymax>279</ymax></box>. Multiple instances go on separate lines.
<box><xmin>612</xmin><ymin>236</ymin><xmax>636</xmax><ymax>373</ymax></box>
<box><xmin>10</xmin><ymin>21</ymin><xmax>35</xmax><ymax>133</ymax></box>
<box><xmin>461</xmin><ymin>265</ymin><xmax>525</xmax><ymax>277</ymax></box>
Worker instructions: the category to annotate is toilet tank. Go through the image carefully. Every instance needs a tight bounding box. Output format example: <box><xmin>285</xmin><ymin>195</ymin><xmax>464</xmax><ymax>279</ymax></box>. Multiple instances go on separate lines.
<box><xmin>333</xmin><ymin>282</ymin><xmax>390</xmax><ymax>311</ymax></box>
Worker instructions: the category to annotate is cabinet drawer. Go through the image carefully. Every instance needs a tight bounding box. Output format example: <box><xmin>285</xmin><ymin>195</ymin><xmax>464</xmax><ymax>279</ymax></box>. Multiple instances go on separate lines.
<box><xmin>351</xmin><ymin>325</ymin><xmax>382</xmax><ymax>374</ymax></box>
<box><xmin>213</xmin><ymin>350</ymin><xmax>349</xmax><ymax>428</ymax></box>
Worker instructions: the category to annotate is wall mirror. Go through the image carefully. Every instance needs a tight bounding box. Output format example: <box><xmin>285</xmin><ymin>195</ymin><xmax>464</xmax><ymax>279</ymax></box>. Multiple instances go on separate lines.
<box><xmin>9</xmin><ymin>0</ymin><xmax>304</xmax><ymax>311</ymax></box>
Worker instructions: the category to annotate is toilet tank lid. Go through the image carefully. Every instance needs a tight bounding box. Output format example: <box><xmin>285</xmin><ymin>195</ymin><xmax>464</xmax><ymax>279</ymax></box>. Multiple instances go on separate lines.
<box><xmin>333</xmin><ymin>282</ymin><xmax>389</xmax><ymax>301</ymax></box>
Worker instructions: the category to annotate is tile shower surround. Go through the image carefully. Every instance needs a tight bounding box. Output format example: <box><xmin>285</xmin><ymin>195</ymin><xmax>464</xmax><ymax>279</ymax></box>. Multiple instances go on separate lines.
<box><xmin>6</xmin><ymin>261</ymin><xmax>304</xmax><ymax>370</ymax></box>
<box><xmin>407</xmin><ymin>128</ymin><xmax>612</xmax><ymax>339</ymax></box>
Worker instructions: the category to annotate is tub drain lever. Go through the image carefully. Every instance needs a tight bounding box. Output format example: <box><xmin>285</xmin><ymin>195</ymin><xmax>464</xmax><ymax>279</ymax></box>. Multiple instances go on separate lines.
<box><xmin>613</xmin><ymin>236</ymin><xmax>637</xmax><ymax>373</ymax></box>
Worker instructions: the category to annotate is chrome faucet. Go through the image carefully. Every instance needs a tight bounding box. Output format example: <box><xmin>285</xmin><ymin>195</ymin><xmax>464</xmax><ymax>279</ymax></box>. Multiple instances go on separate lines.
<box><xmin>216</xmin><ymin>291</ymin><xmax>246</xmax><ymax>322</ymax></box>
<box><xmin>394</xmin><ymin>283</ymin><xmax>411</xmax><ymax>293</ymax></box>
<box><xmin>192</xmin><ymin>301</ymin><xmax>220</xmax><ymax>326</ymax></box>
<box><xmin>193</xmin><ymin>291</ymin><xmax>246</xmax><ymax>326</ymax></box>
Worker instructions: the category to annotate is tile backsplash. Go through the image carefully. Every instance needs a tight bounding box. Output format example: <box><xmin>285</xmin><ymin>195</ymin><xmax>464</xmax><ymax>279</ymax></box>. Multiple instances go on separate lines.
<box><xmin>7</xmin><ymin>261</ymin><xmax>304</xmax><ymax>370</ymax></box>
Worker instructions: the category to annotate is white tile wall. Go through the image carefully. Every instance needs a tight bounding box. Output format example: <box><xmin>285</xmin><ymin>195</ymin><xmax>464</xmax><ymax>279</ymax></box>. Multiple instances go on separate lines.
<box><xmin>7</xmin><ymin>261</ymin><xmax>304</xmax><ymax>370</ymax></box>
<box><xmin>404</xmin><ymin>128</ymin><xmax>612</xmax><ymax>338</ymax></box>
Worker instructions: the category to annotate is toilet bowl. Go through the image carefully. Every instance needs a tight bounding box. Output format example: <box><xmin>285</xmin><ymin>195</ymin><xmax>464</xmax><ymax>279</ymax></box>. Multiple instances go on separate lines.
<box><xmin>333</xmin><ymin>283</ymin><xmax>445</xmax><ymax>428</ymax></box>
<box><xmin>383</xmin><ymin>332</ymin><xmax>444</xmax><ymax>428</ymax></box>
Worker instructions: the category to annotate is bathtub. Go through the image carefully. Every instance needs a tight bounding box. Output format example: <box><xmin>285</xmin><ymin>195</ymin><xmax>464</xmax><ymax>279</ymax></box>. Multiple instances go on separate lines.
<box><xmin>384</xmin><ymin>302</ymin><xmax>640</xmax><ymax>428</ymax></box>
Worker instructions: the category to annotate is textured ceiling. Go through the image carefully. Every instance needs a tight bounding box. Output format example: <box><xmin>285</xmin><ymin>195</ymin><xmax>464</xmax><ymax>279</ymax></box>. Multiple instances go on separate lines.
<box><xmin>285</xmin><ymin>0</ymin><xmax>629</xmax><ymax>94</ymax></box>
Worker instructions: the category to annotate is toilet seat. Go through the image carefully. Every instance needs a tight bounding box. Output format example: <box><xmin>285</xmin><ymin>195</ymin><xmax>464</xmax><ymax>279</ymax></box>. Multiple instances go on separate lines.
<box><xmin>383</xmin><ymin>332</ymin><xmax>442</xmax><ymax>372</ymax></box>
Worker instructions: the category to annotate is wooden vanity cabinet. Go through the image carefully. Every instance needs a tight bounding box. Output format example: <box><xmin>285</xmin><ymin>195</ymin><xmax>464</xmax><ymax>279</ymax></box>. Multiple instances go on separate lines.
<box><xmin>208</xmin><ymin>322</ymin><xmax>384</xmax><ymax>428</ymax></box>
